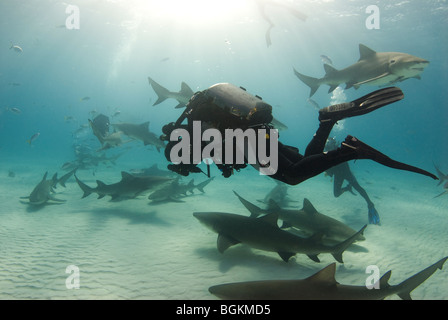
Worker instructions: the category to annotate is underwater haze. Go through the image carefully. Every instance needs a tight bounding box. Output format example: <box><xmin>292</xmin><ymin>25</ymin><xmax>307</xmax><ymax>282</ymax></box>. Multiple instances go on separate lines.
<box><xmin>0</xmin><ymin>0</ymin><xmax>447</xmax><ymax>300</ymax></box>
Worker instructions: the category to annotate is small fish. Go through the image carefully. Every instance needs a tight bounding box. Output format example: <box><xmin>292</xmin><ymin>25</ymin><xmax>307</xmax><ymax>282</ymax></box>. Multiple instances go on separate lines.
<box><xmin>160</xmin><ymin>57</ymin><xmax>170</xmax><ymax>62</ymax></box>
<box><xmin>8</xmin><ymin>82</ymin><xmax>21</xmax><ymax>86</ymax></box>
<box><xmin>306</xmin><ymin>98</ymin><xmax>320</xmax><ymax>110</ymax></box>
<box><xmin>80</xmin><ymin>96</ymin><xmax>90</xmax><ymax>102</ymax></box>
<box><xmin>10</xmin><ymin>44</ymin><xmax>23</xmax><ymax>53</ymax></box>
<box><xmin>6</xmin><ymin>107</ymin><xmax>22</xmax><ymax>114</ymax></box>
<box><xmin>320</xmin><ymin>54</ymin><xmax>333</xmax><ymax>65</ymax></box>
<box><xmin>26</xmin><ymin>132</ymin><xmax>40</xmax><ymax>145</ymax></box>
<box><xmin>64</xmin><ymin>115</ymin><xmax>76</xmax><ymax>122</ymax></box>
<box><xmin>112</xmin><ymin>110</ymin><xmax>121</xmax><ymax>117</ymax></box>
<box><xmin>8</xmin><ymin>170</ymin><xmax>15</xmax><ymax>178</ymax></box>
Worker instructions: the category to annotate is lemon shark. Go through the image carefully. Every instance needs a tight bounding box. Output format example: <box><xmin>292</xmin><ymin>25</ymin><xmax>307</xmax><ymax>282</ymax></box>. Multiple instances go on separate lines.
<box><xmin>148</xmin><ymin>177</ymin><xmax>214</xmax><ymax>202</ymax></box>
<box><xmin>233</xmin><ymin>191</ymin><xmax>365</xmax><ymax>243</ymax></box>
<box><xmin>112</xmin><ymin>122</ymin><xmax>166</xmax><ymax>151</ymax></box>
<box><xmin>209</xmin><ymin>256</ymin><xmax>447</xmax><ymax>300</ymax></box>
<box><xmin>148</xmin><ymin>76</ymin><xmax>195</xmax><ymax>109</ymax></box>
<box><xmin>75</xmin><ymin>171</ymin><xmax>172</xmax><ymax>201</ymax></box>
<box><xmin>20</xmin><ymin>172</ymin><xmax>66</xmax><ymax>206</ymax></box>
<box><xmin>193</xmin><ymin>211</ymin><xmax>366</xmax><ymax>263</ymax></box>
<box><xmin>294</xmin><ymin>44</ymin><xmax>430</xmax><ymax>97</ymax></box>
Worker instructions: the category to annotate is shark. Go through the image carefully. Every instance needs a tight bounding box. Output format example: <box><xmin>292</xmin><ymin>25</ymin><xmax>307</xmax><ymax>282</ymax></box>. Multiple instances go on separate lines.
<box><xmin>257</xmin><ymin>182</ymin><xmax>297</xmax><ymax>207</ymax></box>
<box><xmin>255</xmin><ymin>0</ymin><xmax>307</xmax><ymax>47</ymax></box>
<box><xmin>148</xmin><ymin>177</ymin><xmax>214</xmax><ymax>202</ymax></box>
<box><xmin>209</xmin><ymin>256</ymin><xmax>447</xmax><ymax>300</ymax></box>
<box><xmin>148</xmin><ymin>76</ymin><xmax>195</xmax><ymax>109</ymax></box>
<box><xmin>294</xmin><ymin>44</ymin><xmax>430</xmax><ymax>97</ymax></box>
<box><xmin>234</xmin><ymin>191</ymin><xmax>365</xmax><ymax>243</ymax></box>
<box><xmin>20</xmin><ymin>172</ymin><xmax>66</xmax><ymax>206</ymax></box>
<box><xmin>89</xmin><ymin>119</ymin><xmax>126</xmax><ymax>151</ymax></box>
<box><xmin>56</xmin><ymin>168</ymin><xmax>77</xmax><ymax>188</ymax></box>
<box><xmin>148</xmin><ymin>76</ymin><xmax>288</xmax><ymax>131</ymax></box>
<box><xmin>193</xmin><ymin>211</ymin><xmax>366</xmax><ymax>263</ymax></box>
<box><xmin>75</xmin><ymin>171</ymin><xmax>172</xmax><ymax>201</ymax></box>
<box><xmin>112</xmin><ymin>122</ymin><xmax>166</xmax><ymax>151</ymax></box>
<box><xmin>433</xmin><ymin>163</ymin><xmax>448</xmax><ymax>187</ymax></box>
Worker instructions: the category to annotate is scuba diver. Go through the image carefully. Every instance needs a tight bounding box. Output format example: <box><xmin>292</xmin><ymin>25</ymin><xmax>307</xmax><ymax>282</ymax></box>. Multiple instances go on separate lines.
<box><xmin>160</xmin><ymin>83</ymin><xmax>437</xmax><ymax>188</ymax></box>
<box><xmin>324</xmin><ymin>137</ymin><xmax>380</xmax><ymax>225</ymax></box>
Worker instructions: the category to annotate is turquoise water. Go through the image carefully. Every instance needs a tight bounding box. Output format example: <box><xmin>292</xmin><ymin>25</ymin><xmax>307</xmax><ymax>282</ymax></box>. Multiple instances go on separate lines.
<box><xmin>0</xmin><ymin>0</ymin><xmax>447</xmax><ymax>300</ymax></box>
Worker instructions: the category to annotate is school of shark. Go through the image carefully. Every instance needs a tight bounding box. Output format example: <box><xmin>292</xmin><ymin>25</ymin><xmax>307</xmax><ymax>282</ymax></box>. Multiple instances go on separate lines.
<box><xmin>6</xmin><ymin>1</ymin><xmax>447</xmax><ymax>301</ymax></box>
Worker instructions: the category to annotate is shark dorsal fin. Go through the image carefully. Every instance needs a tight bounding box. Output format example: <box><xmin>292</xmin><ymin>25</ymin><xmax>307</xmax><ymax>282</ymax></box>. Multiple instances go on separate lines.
<box><xmin>302</xmin><ymin>198</ymin><xmax>318</xmax><ymax>214</ymax></box>
<box><xmin>121</xmin><ymin>171</ymin><xmax>134</xmax><ymax>180</ymax></box>
<box><xmin>259</xmin><ymin>212</ymin><xmax>279</xmax><ymax>227</ymax></box>
<box><xmin>307</xmin><ymin>263</ymin><xmax>338</xmax><ymax>285</ymax></box>
<box><xmin>323</xmin><ymin>64</ymin><xmax>338</xmax><ymax>75</ymax></box>
<box><xmin>180</xmin><ymin>82</ymin><xmax>194</xmax><ymax>96</ymax></box>
<box><xmin>359</xmin><ymin>44</ymin><xmax>376</xmax><ymax>60</ymax></box>
<box><xmin>379</xmin><ymin>270</ymin><xmax>392</xmax><ymax>289</ymax></box>
<box><xmin>141</xmin><ymin>121</ymin><xmax>150</xmax><ymax>129</ymax></box>
<box><xmin>42</xmin><ymin>171</ymin><xmax>48</xmax><ymax>181</ymax></box>
<box><xmin>267</xmin><ymin>199</ymin><xmax>282</xmax><ymax>212</ymax></box>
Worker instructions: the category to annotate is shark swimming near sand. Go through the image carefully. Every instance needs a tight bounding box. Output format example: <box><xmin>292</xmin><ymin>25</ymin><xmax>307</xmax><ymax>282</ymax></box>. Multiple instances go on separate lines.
<box><xmin>75</xmin><ymin>171</ymin><xmax>172</xmax><ymax>201</ymax></box>
<box><xmin>294</xmin><ymin>44</ymin><xmax>430</xmax><ymax>97</ymax></box>
<box><xmin>112</xmin><ymin>122</ymin><xmax>166</xmax><ymax>152</ymax></box>
<box><xmin>148</xmin><ymin>177</ymin><xmax>214</xmax><ymax>202</ymax></box>
<box><xmin>193</xmin><ymin>211</ymin><xmax>366</xmax><ymax>263</ymax></box>
<box><xmin>209</xmin><ymin>256</ymin><xmax>448</xmax><ymax>300</ymax></box>
<box><xmin>20</xmin><ymin>172</ymin><xmax>66</xmax><ymax>206</ymax></box>
<box><xmin>234</xmin><ymin>191</ymin><xmax>365</xmax><ymax>243</ymax></box>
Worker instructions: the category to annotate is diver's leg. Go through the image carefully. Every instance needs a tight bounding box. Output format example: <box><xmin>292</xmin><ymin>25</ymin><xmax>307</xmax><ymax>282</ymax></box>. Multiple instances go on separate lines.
<box><xmin>304</xmin><ymin>120</ymin><xmax>335</xmax><ymax>156</ymax></box>
<box><xmin>277</xmin><ymin>135</ymin><xmax>437</xmax><ymax>185</ymax></box>
<box><xmin>304</xmin><ymin>87</ymin><xmax>404</xmax><ymax>156</ymax></box>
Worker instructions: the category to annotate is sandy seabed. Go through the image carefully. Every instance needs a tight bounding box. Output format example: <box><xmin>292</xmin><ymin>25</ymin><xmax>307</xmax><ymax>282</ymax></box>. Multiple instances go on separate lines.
<box><xmin>0</xmin><ymin>158</ymin><xmax>447</xmax><ymax>300</ymax></box>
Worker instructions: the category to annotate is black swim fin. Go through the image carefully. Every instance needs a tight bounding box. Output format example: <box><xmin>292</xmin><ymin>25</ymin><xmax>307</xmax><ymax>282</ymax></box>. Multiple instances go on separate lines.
<box><xmin>343</xmin><ymin>136</ymin><xmax>438</xmax><ymax>180</ymax></box>
<box><xmin>319</xmin><ymin>87</ymin><xmax>404</xmax><ymax>122</ymax></box>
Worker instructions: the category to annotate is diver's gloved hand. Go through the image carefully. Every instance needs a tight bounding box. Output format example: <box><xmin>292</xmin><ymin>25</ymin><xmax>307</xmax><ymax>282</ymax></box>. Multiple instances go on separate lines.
<box><xmin>368</xmin><ymin>204</ymin><xmax>380</xmax><ymax>225</ymax></box>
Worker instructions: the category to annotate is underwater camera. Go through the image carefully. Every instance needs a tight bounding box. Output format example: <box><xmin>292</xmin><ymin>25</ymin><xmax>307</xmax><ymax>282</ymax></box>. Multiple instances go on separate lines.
<box><xmin>160</xmin><ymin>83</ymin><xmax>274</xmax><ymax>178</ymax></box>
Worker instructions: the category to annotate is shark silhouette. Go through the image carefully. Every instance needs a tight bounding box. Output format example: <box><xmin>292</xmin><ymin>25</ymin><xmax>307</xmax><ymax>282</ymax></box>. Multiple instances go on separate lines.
<box><xmin>234</xmin><ymin>191</ymin><xmax>365</xmax><ymax>243</ymax></box>
<box><xmin>209</xmin><ymin>256</ymin><xmax>447</xmax><ymax>300</ymax></box>
<box><xmin>294</xmin><ymin>44</ymin><xmax>429</xmax><ymax>97</ymax></box>
<box><xmin>194</xmin><ymin>211</ymin><xmax>366</xmax><ymax>263</ymax></box>
<box><xmin>75</xmin><ymin>171</ymin><xmax>172</xmax><ymax>201</ymax></box>
<box><xmin>20</xmin><ymin>172</ymin><xmax>66</xmax><ymax>206</ymax></box>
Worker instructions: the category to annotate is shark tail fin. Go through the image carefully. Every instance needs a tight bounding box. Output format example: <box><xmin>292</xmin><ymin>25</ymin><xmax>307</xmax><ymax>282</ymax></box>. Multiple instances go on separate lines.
<box><xmin>74</xmin><ymin>174</ymin><xmax>93</xmax><ymax>199</ymax></box>
<box><xmin>293</xmin><ymin>68</ymin><xmax>320</xmax><ymax>97</ymax></box>
<box><xmin>331</xmin><ymin>225</ymin><xmax>367</xmax><ymax>263</ymax></box>
<box><xmin>233</xmin><ymin>191</ymin><xmax>266</xmax><ymax>218</ymax></box>
<box><xmin>394</xmin><ymin>256</ymin><xmax>447</xmax><ymax>300</ymax></box>
<box><xmin>148</xmin><ymin>77</ymin><xmax>171</xmax><ymax>106</ymax></box>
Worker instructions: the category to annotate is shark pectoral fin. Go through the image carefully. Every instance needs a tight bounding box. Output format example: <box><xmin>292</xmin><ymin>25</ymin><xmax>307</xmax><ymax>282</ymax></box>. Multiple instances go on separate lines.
<box><xmin>328</xmin><ymin>85</ymin><xmax>338</xmax><ymax>93</ymax></box>
<box><xmin>20</xmin><ymin>196</ymin><xmax>30</xmax><ymax>199</ymax></box>
<box><xmin>307</xmin><ymin>254</ymin><xmax>321</xmax><ymax>263</ymax></box>
<box><xmin>217</xmin><ymin>234</ymin><xmax>240</xmax><ymax>253</ymax></box>
<box><xmin>278</xmin><ymin>251</ymin><xmax>295</xmax><ymax>262</ymax></box>
<box><xmin>175</xmin><ymin>103</ymin><xmax>185</xmax><ymax>109</ymax></box>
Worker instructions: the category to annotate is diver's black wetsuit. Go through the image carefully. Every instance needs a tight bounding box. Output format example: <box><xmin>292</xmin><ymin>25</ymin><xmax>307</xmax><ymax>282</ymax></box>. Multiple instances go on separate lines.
<box><xmin>162</xmin><ymin>83</ymin><xmax>438</xmax><ymax>187</ymax></box>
